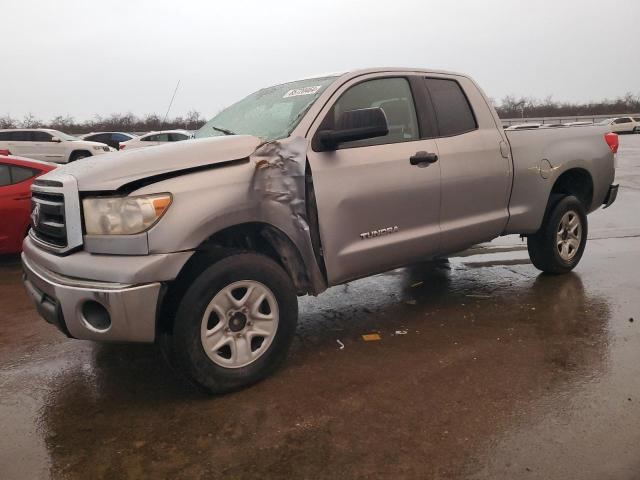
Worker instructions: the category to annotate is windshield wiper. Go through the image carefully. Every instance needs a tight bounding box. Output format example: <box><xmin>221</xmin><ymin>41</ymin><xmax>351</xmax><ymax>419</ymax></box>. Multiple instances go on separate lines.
<box><xmin>210</xmin><ymin>125</ymin><xmax>236</xmax><ymax>136</ymax></box>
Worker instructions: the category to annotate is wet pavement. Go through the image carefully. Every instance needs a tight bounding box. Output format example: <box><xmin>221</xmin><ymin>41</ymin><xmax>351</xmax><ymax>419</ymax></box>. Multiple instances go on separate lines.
<box><xmin>1</xmin><ymin>136</ymin><xmax>639</xmax><ymax>479</ymax></box>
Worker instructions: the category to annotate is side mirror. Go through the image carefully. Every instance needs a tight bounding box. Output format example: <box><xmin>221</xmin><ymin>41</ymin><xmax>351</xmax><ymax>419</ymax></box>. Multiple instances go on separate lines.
<box><xmin>50</xmin><ymin>136</ymin><xmax>62</xmax><ymax>143</ymax></box>
<box><xmin>317</xmin><ymin>107</ymin><xmax>389</xmax><ymax>151</ymax></box>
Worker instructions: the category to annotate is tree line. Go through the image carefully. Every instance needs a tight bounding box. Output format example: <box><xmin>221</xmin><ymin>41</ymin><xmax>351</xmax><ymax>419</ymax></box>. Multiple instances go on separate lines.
<box><xmin>0</xmin><ymin>110</ymin><xmax>207</xmax><ymax>134</ymax></box>
<box><xmin>494</xmin><ymin>93</ymin><xmax>640</xmax><ymax>118</ymax></box>
<box><xmin>1</xmin><ymin>93</ymin><xmax>639</xmax><ymax>133</ymax></box>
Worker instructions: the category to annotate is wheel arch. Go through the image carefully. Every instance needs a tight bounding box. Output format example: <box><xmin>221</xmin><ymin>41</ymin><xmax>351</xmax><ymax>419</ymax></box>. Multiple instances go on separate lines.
<box><xmin>549</xmin><ymin>167</ymin><xmax>594</xmax><ymax>211</ymax></box>
<box><xmin>69</xmin><ymin>150</ymin><xmax>92</xmax><ymax>161</ymax></box>
<box><xmin>157</xmin><ymin>222</ymin><xmax>314</xmax><ymax>335</ymax></box>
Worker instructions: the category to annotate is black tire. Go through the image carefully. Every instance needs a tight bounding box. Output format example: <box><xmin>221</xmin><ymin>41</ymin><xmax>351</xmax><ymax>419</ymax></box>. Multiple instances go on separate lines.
<box><xmin>527</xmin><ymin>195</ymin><xmax>588</xmax><ymax>274</ymax></box>
<box><xmin>161</xmin><ymin>252</ymin><xmax>298</xmax><ymax>394</ymax></box>
<box><xmin>69</xmin><ymin>151</ymin><xmax>91</xmax><ymax>162</ymax></box>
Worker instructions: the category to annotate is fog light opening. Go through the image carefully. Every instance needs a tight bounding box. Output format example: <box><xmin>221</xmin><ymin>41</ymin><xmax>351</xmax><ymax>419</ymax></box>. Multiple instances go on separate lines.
<box><xmin>81</xmin><ymin>301</ymin><xmax>111</xmax><ymax>331</ymax></box>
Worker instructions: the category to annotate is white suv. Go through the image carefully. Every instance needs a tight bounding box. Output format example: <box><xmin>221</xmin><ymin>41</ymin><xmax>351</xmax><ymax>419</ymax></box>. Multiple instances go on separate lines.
<box><xmin>599</xmin><ymin>117</ymin><xmax>640</xmax><ymax>134</ymax></box>
<box><xmin>0</xmin><ymin>129</ymin><xmax>114</xmax><ymax>163</ymax></box>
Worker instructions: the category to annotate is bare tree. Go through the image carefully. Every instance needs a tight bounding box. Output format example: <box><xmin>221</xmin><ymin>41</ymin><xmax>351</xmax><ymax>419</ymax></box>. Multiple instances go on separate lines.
<box><xmin>0</xmin><ymin>115</ymin><xmax>17</xmax><ymax>129</ymax></box>
<box><xmin>21</xmin><ymin>113</ymin><xmax>42</xmax><ymax>128</ymax></box>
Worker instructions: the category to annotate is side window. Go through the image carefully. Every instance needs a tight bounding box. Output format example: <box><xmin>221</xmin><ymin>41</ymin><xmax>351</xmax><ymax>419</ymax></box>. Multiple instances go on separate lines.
<box><xmin>615</xmin><ymin>118</ymin><xmax>631</xmax><ymax>124</ymax></box>
<box><xmin>12</xmin><ymin>131</ymin><xmax>31</xmax><ymax>141</ymax></box>
<box><xmin>0</xmin><ymin>132</ymin><xmax>12</xmax><ymax>141</ymax></box>
<box><xmin>112</xmin><ymin>133</ymin><xmax>130</xmax><ymax>142</ymax></box>
<box><xmin>31</xmin><ymin>131</ymin><xmax>53</xmax><ymax>142</ymax></box>
<box><xmin>425</xmin><ymin>78</ymin><xmax>477</xmax><ymax>137</ymax></box>
<box><xmin>326</xmin><ymin>77</ymin><xmax>419</xmax><ymax>148</ymax></box>
<box><xmin>0</xmin><ymin>165</ymin><xmax>10</xmax><ymax>186</ymax></box>
<box><xmin>143</xmin><ymin>133</ymin><xmax>169</xmax><ymax>142</ymax></box>
<box><xmin>10</xmin><ymin>166</ymin><xmax>36</xmax><ymax>183</ymax></box>
<box><xmin>169</xmin><ymin>133</ymin><xmax>188</xmax><ymax>141</ymax></box>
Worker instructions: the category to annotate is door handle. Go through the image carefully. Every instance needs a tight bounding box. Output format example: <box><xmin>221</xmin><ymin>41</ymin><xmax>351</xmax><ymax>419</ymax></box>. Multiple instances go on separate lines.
<box><xmin>409</xmin><ymin>151</ymin><xmax>438</xmax><ymax>166</ymax></box>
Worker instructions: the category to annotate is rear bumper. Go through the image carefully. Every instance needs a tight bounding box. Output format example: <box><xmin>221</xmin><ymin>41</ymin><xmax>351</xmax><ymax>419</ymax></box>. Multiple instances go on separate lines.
<box><xmin>22</xmin><ymin>253</ymin><xmax>161</xmax><ymax>342</ymax></box>
<box><xmin>603</xmin><ymin>184</ymin><xmax>618</xmax><ymax>209</ymax></box>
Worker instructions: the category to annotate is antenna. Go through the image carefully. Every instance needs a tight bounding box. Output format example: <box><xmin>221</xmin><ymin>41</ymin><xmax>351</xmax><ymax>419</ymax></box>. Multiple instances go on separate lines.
<box><xmin>162</xmin><ymin>80</ymin><xmax>181</xmax><ymax>126</ymax></box>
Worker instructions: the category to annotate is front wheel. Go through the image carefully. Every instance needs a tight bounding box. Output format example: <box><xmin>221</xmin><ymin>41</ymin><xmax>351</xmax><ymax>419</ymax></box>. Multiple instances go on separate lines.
<box><xmin>161</xmin><ymin>252</ymin><xmax>298</xmax><ymax>394</ymax></box>
<box><xmin>527</xmin><ymin>195</ymin><xmax>588</xmax><ymax>274</ymax></box>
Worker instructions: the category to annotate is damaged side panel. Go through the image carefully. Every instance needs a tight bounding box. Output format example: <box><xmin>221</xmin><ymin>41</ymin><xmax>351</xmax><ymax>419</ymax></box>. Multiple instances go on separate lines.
<box><xmin>142</xmin><ymin>137</ymin><xmax>327</xmax><ymax>295</ymax></box>
<box><xmin>251</xmin><ymin>137</ymin><xmax>327</xmax><ymax>293</ymax></box>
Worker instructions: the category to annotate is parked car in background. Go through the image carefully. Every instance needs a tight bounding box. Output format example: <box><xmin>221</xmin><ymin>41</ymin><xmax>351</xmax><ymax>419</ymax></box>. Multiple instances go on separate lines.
<box><xmin>0</xmin><ymin>129</ymin><xmax>114</xmax><ymax>163</ymax></box>
<box><xmin>598</xmin><ymin>117</ymin><xmax>639</xmax><ymax>134</ymax></box>
<box><xmin>119</xmin><ymin>130</ymin><xmax>191</xmax><ymax>150</ymax></box>
<box><xmin>0</xmin><ymin>155</ymin><xmax>56</xmax><ymax>254</ymax></box>
<box><xmin>80</xmin><ymin>132</ymin><xmax>137</xmax><ymax>150</ymax></box>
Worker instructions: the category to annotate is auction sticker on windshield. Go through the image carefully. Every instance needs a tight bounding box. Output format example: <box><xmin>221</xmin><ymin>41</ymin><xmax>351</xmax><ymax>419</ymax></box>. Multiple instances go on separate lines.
<box><xmin>283</xmin><ymin>86</ymin><xmax>322</xmax><ymax>98</ymax></box>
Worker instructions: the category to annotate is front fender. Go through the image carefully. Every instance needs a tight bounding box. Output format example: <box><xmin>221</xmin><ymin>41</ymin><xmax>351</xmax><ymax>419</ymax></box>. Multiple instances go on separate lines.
<box><xmin>139</xmin><ymin>137</ymin><xmax>326</xmax><ymax>293</ymax></box>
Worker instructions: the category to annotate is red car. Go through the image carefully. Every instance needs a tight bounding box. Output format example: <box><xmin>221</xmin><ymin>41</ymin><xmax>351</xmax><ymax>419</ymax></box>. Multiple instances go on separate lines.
<box><xmin>0</xmin><ymin>155</ymin><xmax>56</xmax><ymax>254</ymax></box>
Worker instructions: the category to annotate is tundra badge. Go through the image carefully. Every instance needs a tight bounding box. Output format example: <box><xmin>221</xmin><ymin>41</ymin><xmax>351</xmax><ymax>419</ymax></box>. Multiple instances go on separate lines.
<box><xmin>360</xmin><ymin>226</ymin><xmax>399</xmax><ymax>240</ymax></box>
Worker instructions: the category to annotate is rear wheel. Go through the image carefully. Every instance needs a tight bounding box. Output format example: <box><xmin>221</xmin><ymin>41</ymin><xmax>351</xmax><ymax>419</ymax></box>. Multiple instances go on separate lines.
<box><xmin>527</xmin><ymin>195</ymin><xmax>587</xmax><ymax>274</ymax></box>
<box><xmin>161</xmin><ymin>252</ymin><xmax>298</xmax><ymax>394</ymax></box>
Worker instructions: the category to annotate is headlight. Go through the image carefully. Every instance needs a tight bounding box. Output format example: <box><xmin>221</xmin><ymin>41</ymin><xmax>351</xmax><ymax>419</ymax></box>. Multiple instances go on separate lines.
<box><xmin>83</xmin><ymin>193</ymin><xmax>172</xmax><ymax>235</ymax></box>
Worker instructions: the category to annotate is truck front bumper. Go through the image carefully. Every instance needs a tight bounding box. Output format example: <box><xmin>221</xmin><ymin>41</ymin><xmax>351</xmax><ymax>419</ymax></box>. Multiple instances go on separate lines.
<box><xmin>22</xmin><ymin>253</ymin><xmax>162</xmax><ymax>342</ymax></box>
<box><xmin>20</xmin><ymin>236</ymin><xmax>194</xmax><ymax>342</ymax></box>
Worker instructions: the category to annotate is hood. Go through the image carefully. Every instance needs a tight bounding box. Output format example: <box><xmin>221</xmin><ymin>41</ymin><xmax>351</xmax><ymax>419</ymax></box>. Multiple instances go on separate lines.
<box><xmin>44</xmin><ymin>135</ymin><xmax>262</xmax><ymax>191</ymax></box>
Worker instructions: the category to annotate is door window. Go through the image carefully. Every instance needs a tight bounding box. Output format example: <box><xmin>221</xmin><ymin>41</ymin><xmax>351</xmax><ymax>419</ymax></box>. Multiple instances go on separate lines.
<box><xmin>112</xmin><ymin>133</ymin><xmax>131</xmax><ymax>142</ymax></box>
<box><xmin>11</xmin><ymin>131</ymin><xmax>31</xmax><ymax>141</ymax></box>
<box><xmin>324</xmin><ymin>77</ymin><xmax>419</xmax><ymax>148</ymax></box>
<box><xmin>143</xmin><ymin>133</ymin><xmax>169</xmax><ymax>142</ymax></box>
<box><xmin>0</xmin><ymin>165</ymin><xmax>10</xmax><ymax>186</ymax></box>
<box><xmin>614</xmin><ymin>118</ymin><xmax>631</xmax><ymax>124</ymax></box>
<box><xmin>169</xmin><ymin>133</ymin><xmax>188</xmax><ymax>141</ymax></box>
<box><xmin>31</xmin><ymin>131</ymin><xmax>53</xmax><ymax>142</ymax></box>
<box><xmin>86</xmin><ymin>134</ymin><xmax>105</xmax><ymax>143</ymax></box>
<box><xmin>10</xmin><ymin>165</ymin><xmax>37</xmax><ymax>183</ymax></box>
<box><xmin>425</xmin><ymin>78</ymin><xmax>477</xmax><ymax>137</ymax></box>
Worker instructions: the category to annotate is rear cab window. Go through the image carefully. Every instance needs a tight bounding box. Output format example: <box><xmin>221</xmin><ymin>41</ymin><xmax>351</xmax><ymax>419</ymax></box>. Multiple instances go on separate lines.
<box><xmin>424</xmin><ymin>78</ymin><xmax>477</xmax><ymax>137</ymax></box>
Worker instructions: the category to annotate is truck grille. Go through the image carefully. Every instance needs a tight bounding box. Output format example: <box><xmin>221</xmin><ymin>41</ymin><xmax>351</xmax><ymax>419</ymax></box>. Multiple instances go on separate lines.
<box><xmin>31</xmin><ymin>190</ymin><xmax>68</xmax><ymax>248</ymax></box>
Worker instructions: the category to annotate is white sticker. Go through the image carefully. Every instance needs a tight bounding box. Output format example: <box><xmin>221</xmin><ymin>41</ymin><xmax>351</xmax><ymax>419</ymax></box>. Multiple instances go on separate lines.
<box><xmin>283</xmin><ymin>85</ymin><xmax>322</xmax><ymax>98</ymax></box>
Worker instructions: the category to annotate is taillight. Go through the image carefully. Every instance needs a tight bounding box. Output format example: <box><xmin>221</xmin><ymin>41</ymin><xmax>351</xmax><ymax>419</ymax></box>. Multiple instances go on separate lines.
<box><xmin>119</xmin><ymin>144</ymin><xmax>125</xmax><ymax>150</ymax></box>
<box><xmin>0</xmin><ymin>149</ymin><xmax>11</xmax><ymax>156</ymax></box>
<box><xmin>604</xmin><ymin>132</ymin><xmax>619</xmax><ymax>154</ymax></box>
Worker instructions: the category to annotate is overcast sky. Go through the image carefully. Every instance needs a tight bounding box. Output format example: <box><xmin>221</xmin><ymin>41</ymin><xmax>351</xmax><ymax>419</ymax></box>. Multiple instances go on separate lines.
<box><xmin>3</xmin><ymin>0</ymin><xmax>639</xmax><ymax>121</ymax></box>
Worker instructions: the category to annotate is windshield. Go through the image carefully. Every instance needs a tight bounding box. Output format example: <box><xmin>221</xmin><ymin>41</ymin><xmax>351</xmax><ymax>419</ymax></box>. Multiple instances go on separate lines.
<box><xmin>49</xmin><ymin>130</ymin><xmax>80</xmax><ymax>141</ymax></box>
<box><xmin>195</xmin><ymin>76</ymin><xmax>337</xmax><ymax>141</ymax></box>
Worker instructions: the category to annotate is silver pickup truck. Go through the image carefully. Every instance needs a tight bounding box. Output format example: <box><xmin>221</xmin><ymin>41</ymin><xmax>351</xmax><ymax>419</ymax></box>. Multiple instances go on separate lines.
<box><xmin>22</xmin><ymin>68</ymin><xmax>619</xmax><ymax>393</ymax></box>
